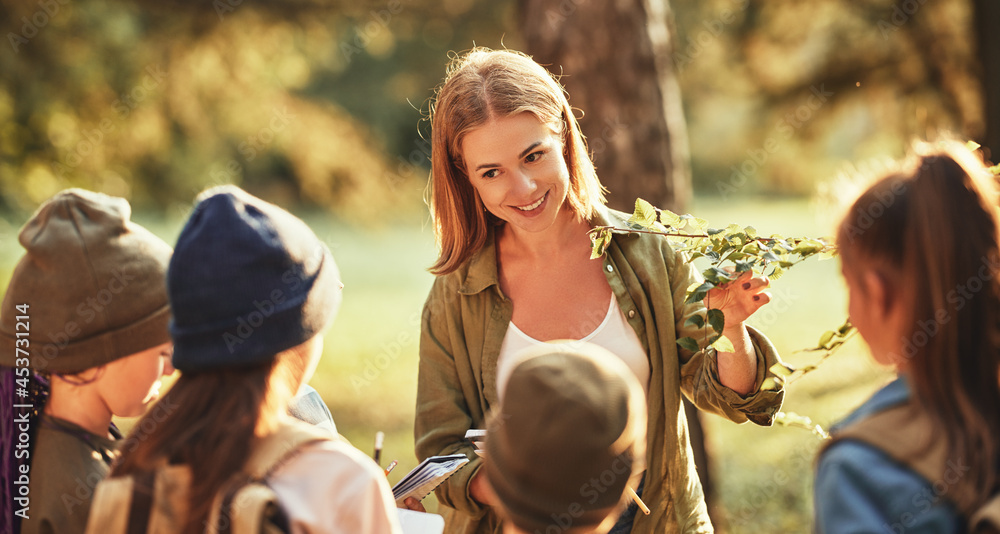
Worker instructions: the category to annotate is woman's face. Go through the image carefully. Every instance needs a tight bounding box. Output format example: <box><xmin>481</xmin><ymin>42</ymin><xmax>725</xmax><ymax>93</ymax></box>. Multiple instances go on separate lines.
<box><xmin>98</xmin><ymin>342</ymin><xmax>174</xmax><ymax>417</ymax></box>
<box><xmin>460</xmin><ymin>112</ymin><xmax>571</xmax><ymax>235</ymax></box>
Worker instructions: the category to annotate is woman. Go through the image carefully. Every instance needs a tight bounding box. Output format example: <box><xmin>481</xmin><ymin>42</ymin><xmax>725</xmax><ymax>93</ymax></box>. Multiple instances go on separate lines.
<box><xmin>415</xmin><ymin>47</ymin><xmax>786</xmax><ymax>534</ymax></box>
<box><xmin>814</xmin><ymin>141</ymin><xmax>1000</xmax><ymax>533</ymax></box>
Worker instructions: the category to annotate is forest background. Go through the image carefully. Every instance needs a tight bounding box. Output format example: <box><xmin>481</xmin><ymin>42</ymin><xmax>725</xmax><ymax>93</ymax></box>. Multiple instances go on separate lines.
<box><xmin>1</xmin><ymin>0</ymin><xmax>997</xmax><ymax>531</ymax></box>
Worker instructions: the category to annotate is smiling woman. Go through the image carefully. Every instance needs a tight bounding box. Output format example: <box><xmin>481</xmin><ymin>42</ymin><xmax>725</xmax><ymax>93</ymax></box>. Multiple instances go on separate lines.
<box><xmin>416</xmin><ymin>47</ymin><xmax>788</xmax><ymax>534</ymax></box>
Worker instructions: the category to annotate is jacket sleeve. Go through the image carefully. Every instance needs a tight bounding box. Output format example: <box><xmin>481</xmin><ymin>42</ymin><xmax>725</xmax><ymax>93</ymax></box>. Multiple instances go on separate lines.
<box><xmin>814</xmin><ymin>440</ymin><xmax>961</xmax><ymax>534</ymax></box>
<box><xmin>668</xmin><ymin>242</ymin><xmax>785</xmax><ymax>426</ymax></box>
<box><xmin>413</xmin><ymin>279</ymin><xmax>487</xmax><ymax>517</ymax></box>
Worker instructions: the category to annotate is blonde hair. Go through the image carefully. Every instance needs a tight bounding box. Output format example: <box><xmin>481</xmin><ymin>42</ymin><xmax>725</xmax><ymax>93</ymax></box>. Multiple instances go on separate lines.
<box><xmin>427</xmin><ymin>47</ymin><xmax>606</xmax><ymax>275</ymax></box>
<box><xmin>837</xmin><ymin>139</ymin><xmax>1000</xmax><ymax>508</ymax></box>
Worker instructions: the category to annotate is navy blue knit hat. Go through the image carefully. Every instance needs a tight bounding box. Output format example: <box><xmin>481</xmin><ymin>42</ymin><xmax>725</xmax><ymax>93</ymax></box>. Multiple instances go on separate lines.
<box><xmin>168</xmin><ymin>186</ymin><xmax>341</xmax><ymax>372</ymax></box>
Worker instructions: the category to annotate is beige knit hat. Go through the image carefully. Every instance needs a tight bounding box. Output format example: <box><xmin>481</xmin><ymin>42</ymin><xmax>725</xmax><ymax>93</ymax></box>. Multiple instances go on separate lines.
<box><xmin>0</xmin><ymin>189</ymin><xmax>172</xmax><ymax>373</ymax></box>
<box><xmin>485</xmin><ymin>342</ymin><xmax>647</xmax><ymax>533</ymax></box>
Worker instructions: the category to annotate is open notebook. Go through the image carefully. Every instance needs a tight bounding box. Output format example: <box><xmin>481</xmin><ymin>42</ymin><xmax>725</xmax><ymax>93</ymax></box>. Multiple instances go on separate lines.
<box><xmin>391</xmin><ymin>454</ymin><xmax>470</xmax><ymax>505</ymax></box>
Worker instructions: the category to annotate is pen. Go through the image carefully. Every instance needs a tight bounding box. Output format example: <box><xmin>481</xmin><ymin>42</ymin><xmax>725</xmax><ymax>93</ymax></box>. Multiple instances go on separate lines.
<box><xmin>374</xmin><ymin>431</ymin><xmax>384</xmax><ymax>466</ymax></box>
<box><xmin>384</xmin><ymin>460</ymin><xmax>398</xmax><ymax>476</ymax></box>
<box><xmin>627</xmin><ymin>487</ymin><xmax>650</xmax><ymax>515</ymax></box>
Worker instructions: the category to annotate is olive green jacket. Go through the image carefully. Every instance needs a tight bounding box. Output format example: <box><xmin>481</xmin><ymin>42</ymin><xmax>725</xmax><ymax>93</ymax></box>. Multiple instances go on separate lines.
<box><xmin>21</xmin><ymin>415</ymin><xmax>119</xmax><ymax>534</ymax></box>
<box><xmin>415</xmin><ymin>206</ymin><xmax>785</xmax><ymax>534</ymax></box>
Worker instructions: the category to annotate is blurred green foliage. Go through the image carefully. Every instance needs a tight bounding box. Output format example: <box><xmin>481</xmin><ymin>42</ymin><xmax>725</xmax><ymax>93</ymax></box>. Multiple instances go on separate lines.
<box><xmin>673</xmin><ymin>0</ymin><xmax>982</xmax><ymax>196</ymax></box>
<box><xmin>0</xmin><ymin>0</ymin><xmax>519</xmax><ymax>220</ymax></box>
<box><xmin>1</xmin><ymin>0</ymin><xmax>984</xmax><ymax>221</ymax></box>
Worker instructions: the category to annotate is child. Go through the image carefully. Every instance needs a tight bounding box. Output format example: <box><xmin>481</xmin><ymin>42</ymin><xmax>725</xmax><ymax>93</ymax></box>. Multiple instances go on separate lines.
<box><xmin>88</xmin><ymin>185</ymin><xmax>402</xmax><ymax>533</ymax></box>
<box><xmin>815</xmin><ymin>140</ymin><xmax>1000</xmax><ymax>533</ymax></box>
<box><xmin>0</xmin><ymin>189</ymin><xmax>175</xmax><ymax>534</ymax></box>
<box><xmin>485</xmin><ymin>342</ymin><xmax>647</xmax><ymax>534</ymax></box>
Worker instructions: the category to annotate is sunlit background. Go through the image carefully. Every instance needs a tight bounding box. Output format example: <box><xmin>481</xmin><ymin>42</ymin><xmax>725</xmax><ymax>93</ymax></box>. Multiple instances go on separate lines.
<box><xmin>2</xmin><ymin>0</ymin><xmax>996</xmax><ymax>531</ymax></box>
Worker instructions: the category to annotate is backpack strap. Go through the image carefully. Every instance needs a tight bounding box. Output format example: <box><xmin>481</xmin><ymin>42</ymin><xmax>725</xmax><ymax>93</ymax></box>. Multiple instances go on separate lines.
<box><xmin>208</xmin><ymin>420</ymin><xmax>336</xmax><ymax>534</ymax></box>
<box><xmin>125</xmin><ymin>470</ymin><xmax>155</xmax><ymax>534</ymax></box>
<box><xmin>825</xmin><ymin>400</ymin><xmax>979</xmax><ymax>517</ymax></box>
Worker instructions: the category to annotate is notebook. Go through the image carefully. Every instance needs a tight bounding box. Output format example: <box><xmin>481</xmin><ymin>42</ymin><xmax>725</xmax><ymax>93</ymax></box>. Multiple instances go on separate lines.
<box><xmin>392</xmin><ymin>454</ymin><xmax>470</xmax><ymax>505</ymax></box>
<box><xmin>396</xmin><ymin>509</ymin><xmax>445</xmax><ymax>534</ymax></box>
<box><xmin>464</xmin><ymin>429</ymin><xmax>486</xmax><ymax>457</ymax></box>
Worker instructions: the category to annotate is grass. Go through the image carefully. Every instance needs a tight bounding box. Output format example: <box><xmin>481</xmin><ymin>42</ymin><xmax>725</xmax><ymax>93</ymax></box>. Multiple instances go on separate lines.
<box><xmin>0</xmin><ymin>195</ymin><xmax>894</xmax><ymax>528</ymax></box>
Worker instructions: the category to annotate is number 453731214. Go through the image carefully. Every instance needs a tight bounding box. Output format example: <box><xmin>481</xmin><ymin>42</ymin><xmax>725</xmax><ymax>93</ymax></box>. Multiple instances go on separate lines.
<box><xmin>14</xmin><ymin>303</ymin><xmax>30</xmax><ymax>391</ymax></box>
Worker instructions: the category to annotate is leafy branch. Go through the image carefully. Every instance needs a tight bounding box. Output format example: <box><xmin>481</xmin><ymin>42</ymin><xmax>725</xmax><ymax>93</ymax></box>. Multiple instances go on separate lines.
<box><xmin>590</xmin><ymin>198</ymin><xmax>836</xmax><ymax>354</ymax></box>
<box><xmin>774</xmin><ymin>411</ymin><xmax>830</xmax><ymax>440</ymax></box>
<box><xmin>763</xmin><ymin>319</ymin><xmax>857</xmax><ymax>392</ymax></box>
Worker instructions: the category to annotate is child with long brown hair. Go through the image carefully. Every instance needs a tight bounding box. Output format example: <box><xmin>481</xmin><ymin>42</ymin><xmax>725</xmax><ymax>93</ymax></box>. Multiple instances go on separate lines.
<box><xmin>815</xmin><ymin>140</ymin><xmax>1000</xmax><ymax>533</ymax></box>
<box><xmin>88</xmin><ymin>186</ymin><xmax>401</xmax><ymax>534</ymax></box>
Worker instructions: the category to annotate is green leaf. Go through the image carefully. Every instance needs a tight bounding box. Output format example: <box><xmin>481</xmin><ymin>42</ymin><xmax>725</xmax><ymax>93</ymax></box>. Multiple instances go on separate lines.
<box><xmin>629</xmin><ymin>198</ymin><xmax>658</xmax><ymax>228</ymax></box>
<box><xmin>762</xmin><ymin>251</ymin><xmax>781</xmax><ymax>262</ymax></box>
<box><xmin>744</xmin><ymin>226</ymin><xmax>758</xmax><ymax>238</ymax></box>
<box><xmin>707</xmin><ymin>227</ymin><xmax>724</xmax><ymax>236</ymax></box>
<box><xmin>792</xmin><ymin>240</ymin><xmax>826</xmax><ymax>256</ymax></box>
<box><xmin>659</xmin><ymin>208</ymin><xmax>681</xmax><ymax>227</ymax></box>
<box><xmin>775</xmin><ymin>412</ymin><xmax>829</xmax><ymax>440</ymax></box>
<box><xmin>685</xmin><ymin>314</ymin><xmax>706</xmax><ymax>329</ymax></box>
<box><xmin>837</xmin><ymin>321</ymin><xmax>854</xmax><ymax>335</ymax></box>
<box><xmin>734</xmin><ymin>260</ymin><xmax>754</xmax><ymax>273</ymax></box>
<box><xmin>703</xmin><ymin>266</ymin><xmax>735</xmax><ymax>284</ymax></box>
<box><xmin>770</xmin><ymin>362</ymin><xmax>797</xmax><ymax>377</ymax></box>
<box><xmin>818</xmin><ymin>330</ymin><xmax>835</xmax><ymax>348</ymax></box>
<box><xmin>767</xmin><ymin>266</ymin><xmax>785</xmax><ymax>280</ymax></box>
<box><xmin>589</xmin><ymin>228</ymin><xmax>612</xmax><ymax>259</ymax></box>
<box><xmin>677</xmin><ymin>337</ymin><xmax>700</xmax><ymax>353</ymax></box>
<box><xmin>760</xmin><ymin>377</ymin><xmax>782</xmax><ymax>392</ymax></box>
<box><xmin>711</xmin><ymin>334</ymin><xmax>735</xmax><ymax>353</ymax></box>
<box><xmin>685</xmin><ymin>280</ymin><xmax>713</xmax><ymax>304</ymax></box>
<box><xmin>707</xmin><ymin>308</ymin><xmax>725</xmax><ymax>334</ymax></box>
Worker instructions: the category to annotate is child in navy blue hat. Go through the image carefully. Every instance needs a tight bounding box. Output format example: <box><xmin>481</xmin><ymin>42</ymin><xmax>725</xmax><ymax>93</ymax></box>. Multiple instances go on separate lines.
<box><xmin>89</xmin><ymin>185</ymin><xmax>402</xmax><ymax>534</ymax></box>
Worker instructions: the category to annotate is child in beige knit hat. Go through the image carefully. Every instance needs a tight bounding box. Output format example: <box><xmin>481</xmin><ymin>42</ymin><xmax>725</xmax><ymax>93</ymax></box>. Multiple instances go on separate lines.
<box><xmin>0</xmin><ymin>189</ymin><xmax>175</xmax><ymax>534</ymax></box>
<box><xmin>486</xmin><ymin>341</ymin><xmax>647</xmax><ymax>534</ymax></box>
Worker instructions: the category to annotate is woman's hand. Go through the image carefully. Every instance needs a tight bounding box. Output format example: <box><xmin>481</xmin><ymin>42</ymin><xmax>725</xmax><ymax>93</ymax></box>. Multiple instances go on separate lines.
<box><xmin>705</xmin><ymin>271</ymin><xmax>771</xmax><ymax>325</ymax></box>
<box><xmin>705</xmin><ymin>270</ymin><xmax>771</xmax><ymax>395</ymax></box>
<box><xmin>399</xmin><ymin>497</ymin><xmax>427</xmax><ymax>512</ymax></box>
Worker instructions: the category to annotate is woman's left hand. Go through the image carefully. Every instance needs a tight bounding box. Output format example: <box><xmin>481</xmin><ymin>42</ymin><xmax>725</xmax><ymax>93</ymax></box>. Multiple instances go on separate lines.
<box><xmin>400</xmin><ymin>497</ymin><xmax>427</xmax><ymax>512</ymax></box>
<box><xmin>705</xmin><ymin>271</ymin><xmax>771</xmax><ymax>326</ymax></box>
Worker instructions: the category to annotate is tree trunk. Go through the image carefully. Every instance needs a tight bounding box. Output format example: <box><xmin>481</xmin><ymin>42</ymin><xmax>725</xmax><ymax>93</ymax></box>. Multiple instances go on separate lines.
<box><xmin>519</xmin><ymin>1</ymin><xmax>720</xmax><ymax>530</ymax></box>
<box><xmin>519</xmin><ymin>0</ymin><xmax>691</xmax><ymax>213</ymax></box>
<box><xmin>974</xmin><ymin>0</ymin><xmax>1000</xmax><ymax>162</ymax></box>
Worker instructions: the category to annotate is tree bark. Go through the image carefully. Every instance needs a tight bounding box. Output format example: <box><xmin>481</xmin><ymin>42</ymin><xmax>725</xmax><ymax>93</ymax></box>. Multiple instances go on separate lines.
<box><xmin>519</xmin><ymin>0</ymin><xmax>692</xmax><ymax>213</ymax></box>
<box><xmin>974</xmin><ymin>0</ymin><xmax>1000</xmax><ymax>161</ymax></box>
<box><xmin>519</xmin><ymin>1</ymin><xmax>721</xmax><ymax>530</ymax></box>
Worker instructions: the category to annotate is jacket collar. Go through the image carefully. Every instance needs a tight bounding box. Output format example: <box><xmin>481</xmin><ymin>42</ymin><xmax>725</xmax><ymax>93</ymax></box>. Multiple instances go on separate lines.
<box><xmin>458</xmin><ymin>225</ymin><xmax>500</xmax><ymax>295</ymax></box>
<box><xmin>456</xmin><ymin>204</ymin><xmax>630</xmax><ymax>295</ymax></box>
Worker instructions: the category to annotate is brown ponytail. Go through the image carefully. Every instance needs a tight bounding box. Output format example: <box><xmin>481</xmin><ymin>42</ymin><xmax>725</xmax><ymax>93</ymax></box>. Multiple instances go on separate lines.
<box><xmin>838</xmin><ymin>140</ymin><xmax>1000</xmax><ymax>507</ymax></box>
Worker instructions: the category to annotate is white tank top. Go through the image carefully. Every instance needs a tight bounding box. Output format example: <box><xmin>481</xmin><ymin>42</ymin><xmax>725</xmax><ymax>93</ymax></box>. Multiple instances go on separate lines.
<box><xmin>497</xmin><ymin>295</ymin><xmax>650</xmax><ymax>395</ymax></box>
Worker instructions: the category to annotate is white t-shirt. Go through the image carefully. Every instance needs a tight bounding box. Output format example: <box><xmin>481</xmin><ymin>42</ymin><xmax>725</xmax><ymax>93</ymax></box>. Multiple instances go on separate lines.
<box><xmin>268</xmin><ymin>438</ymin><xmax>403</xmax><ymax>534</ymax></box>
<box><xmin>497</xmin><ymin>295</ymin><xmax>650</xmax><ymax>396</ymax></box>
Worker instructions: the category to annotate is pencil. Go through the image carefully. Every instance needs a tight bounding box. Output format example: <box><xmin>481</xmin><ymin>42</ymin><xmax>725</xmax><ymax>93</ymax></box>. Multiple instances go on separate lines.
<box><xmin>384</xmin><ymin>460</ymin><xmax>398</xmax><ymax>477</ymax></box>
<box><xmin>627</xmin><ymin>487</ymin><xmax>650</xmax><ymax>515</ymax></box>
